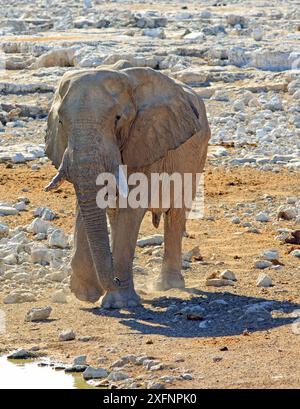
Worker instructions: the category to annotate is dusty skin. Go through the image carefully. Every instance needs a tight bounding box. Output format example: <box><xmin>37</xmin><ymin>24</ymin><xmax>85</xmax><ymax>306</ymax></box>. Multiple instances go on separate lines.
<box><xmin>0</xmin><ymin>161</ymin><xmax>299</xmax><ymax>388</ymax></box>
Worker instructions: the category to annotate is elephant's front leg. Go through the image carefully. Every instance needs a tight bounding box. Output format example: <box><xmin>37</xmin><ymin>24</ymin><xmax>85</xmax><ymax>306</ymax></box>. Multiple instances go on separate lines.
<box><xmin>154</xmin><ymin>209</ymin><xmax>186</xmax><ymax>291</ymax></box>
<box><xmin>70</xmin><ymin>205</ymin><xmax>104</xmax><ymax>302</ymax></box>
<box><xmin>100</xmin><ymin>207</ymin><xmax>146</xmax><ymax>308</ymax></box>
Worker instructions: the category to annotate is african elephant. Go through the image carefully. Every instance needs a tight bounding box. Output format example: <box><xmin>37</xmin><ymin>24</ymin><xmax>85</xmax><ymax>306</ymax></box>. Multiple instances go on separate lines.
<box><xmin>45</xmin><ymin>67</ymin><xmax>210</xmax><ymax>308</ymax></box>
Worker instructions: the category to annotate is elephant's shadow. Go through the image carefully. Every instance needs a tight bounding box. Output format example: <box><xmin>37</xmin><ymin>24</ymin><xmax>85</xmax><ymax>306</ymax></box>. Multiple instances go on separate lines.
<box><xmin>82</xmin><ymin>289</ymin><xmax>300</xmax><ymax>338</ymax></box>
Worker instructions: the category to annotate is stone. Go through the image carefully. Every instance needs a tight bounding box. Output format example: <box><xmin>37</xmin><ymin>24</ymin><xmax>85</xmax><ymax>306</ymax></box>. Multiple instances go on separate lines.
<box><xmin>256</xmin><ymin>273</ymin><xmax>273</xmax><ymax>287</ymax></box>
<box><xmin>31</xmin><ymin>246</ymin><xmax>52</xmax><ymax>265</ymax></box>
<box><xmin>255</xmin><ymin>212</ymin><xmax>270</xmax><ymax>222</ymax></box>
<box><xmin>25</xmin><ymin>306</ymin><xmax>52</xmax><ymax>322</ymax></box>
<box><xmin>107</xmin><ymin>371</ymin><xmax>130</xmax><ymax>381</ymax></box>
<box><xmin>51</xmin><ymin>289</ymin><xmax>67</xmax><ymax>303</ymax></box>
<box><xmin>83</xmin><ymin>366</ymin><xmax>109</xmax><ymax>380</ymax></box>
<box><xmin>4</xmin><ymin>290</ymin><xmax>36</xmax><ymax>304</ymax></box>
<box><xmin>73</xmin><ymin>355</ymin><xmax>87</xmax><ymax>366</ymax></box>
<box><xmin>262</xmin><ymin>249</ymin><xmax>279</xmax><ymax>261</ymax></box>
<box><xmin>137</xmin><ymin>234</ymin><xmax>163</xmax><ymax>247</ymax></box>
<box><xmin>254</xmin><ymin>260</ymin><xmax>272</xmax><ymax>269</ymax></box>
<box><xmin>143</xmin><ymin>28</ymin><xmax>165</xmax><ymax>39</ymax></box>
<box><xmin>59</xmin><ymin>329</ymin><xmax>76</xmax><ymax>341</ymax></box>
<box><xmin>182</xmin><ymin>246</ymin><xmax>202</xmax><ymax>262</ymax></box>
<box><xmin>49</xmin><ymin>271</ymin><xmax>66</xmax><ymax>282</ymax></box>
<box><xmin>184</xmin><ymin>31</ymin><xmax>205</xmax><ymax>41</ymax></box>
<box><xmin>111</xmin><ymin>359</ymin><xmax>126</xmax><ymax>368</ymax></box>
<box><xmin>48</xmin><ymin>229</ymin><xmax>68</xmax><ymax>249</ymax></box>
<box><xmin>277</xmin><ymin>206</ymin><xmax>297</xmax><ymax>220</ymax></box>
<box><xmin>206</xmin><ymin>278</ymin><xmax>235</xmax><ymax>287</ymax></box>
<box><xmin>8</xmin><ymin>349</ymin><xmax>36</xmax><ymax>359</ymax></box>
<box><xmin>30</xmin><ymin>48</ymin><xmax>77</xmax><ymax>69</ymax></box>
<box><xmin>173</xmin><ymin>69</ymin><xmax>208</xmax><ymax>86</ymax></box>
<box><xmin>231</xmin><ymin>216</ymin><xmax>241</xmax><ymax>224</ymax></box>
<box><xmin>181</xmin><ymin>373</ymin><xmax>193</xmax><ymax>380</ymax></box>
<box><xmin>219</xmin><ymin>270</ymin><xmax>237</xmax><ymax>281</ymax></box>
<box><xmin>29</xmin><ymin>218</ymin><xmax>50</xmax><ymax>235</ymax></box>
<box><xmin>0</xmin><ymin>206</ymin><xmax>18</xmax><ymax>216</ymax></box>
<box><xmin>226</xmin><ymin>15</ymin><xmax>246</xmax><ymax>27</ymax></box>
<box><xmin>179</xmin><ymin>305</ymin><xmax>205</xmax><ymax>320</ymax></box>
<box><xmin>65</xmin><ymin>365</ymin><xmax>87</xmax><ymax>373</ymax></box>
<box><xmin>291</xmin><ymin>249</ymin><xmax>300</xmax><ymax>258</ymax></box>
<box><xmin>0</xmin><ymin>222</ymin><xmax>9</xmax><ymax>238</ymax></box>
<box><xmin>147</xmin><ymin>381</ymin><xmax>165</xmax><ymax>389</ymax></box>
<box><xmin>34</xmin><ymin>207</ymin><xmax>57</xmax><ymax>221</ymax></box>
<box><xmin>14</xmin><ymin>201</ymin><xmax>26</xmax><ymax>212</ymax></box>
<box><xmin>79</xmin><ymin>336</ymin><xmax>92</xmax><ymax>342</ymax></box>
<box><xmin>252</xmin><ymin>27</ymin><xmax>263</xmax><ymax>41</ymax></box>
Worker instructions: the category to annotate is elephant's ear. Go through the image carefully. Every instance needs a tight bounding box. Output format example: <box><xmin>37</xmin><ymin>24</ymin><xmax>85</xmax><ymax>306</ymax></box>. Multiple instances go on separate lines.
<box><xmin>121</xmin><ymin>68</ymin><xmax>202</xmax><ymax>169</ymax></box>
<box><xmin>45</xmin><ymin>74</ymin><xmax>73</xmax><ymax>169</ymax></box>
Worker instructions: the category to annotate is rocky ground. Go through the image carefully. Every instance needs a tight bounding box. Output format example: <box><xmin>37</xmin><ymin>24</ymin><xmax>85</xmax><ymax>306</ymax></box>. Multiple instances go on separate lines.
<box><xmin>0</xmin><ymin>0</ymin><xmax>300</xmax><ymax>389</ymax></box>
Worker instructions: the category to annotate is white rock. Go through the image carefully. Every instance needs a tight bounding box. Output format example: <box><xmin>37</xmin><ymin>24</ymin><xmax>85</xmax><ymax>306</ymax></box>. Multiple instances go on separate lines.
<box><xmin>31</xmin><ymin>246</ymin><xmax>52</xmax><ymax>265</ymax></box>
<box><xmin>25</xmin><ymin>306</ymin><xmax>52</xmax><ymax>322</ymax></box>
<box><xmin>49</xmin><ymin>271</ymin><xmax>66</xmax><ymax>282</ymax></box>
<box><xmin>137</xmin><ymin>234</ymin><xmax>163</xmax><ymax>247</ymax></box>
<box><xmin>256</xmin><ymin>273</ymin><xmax>273</xmax><ymax>287</ymax></box>
<box><xmin>30</xmin><ymin>47</ymin><xmax>77</xmax><ymax>69</ymax></box>
<box><xmin>14</xmin><ymin>201</ymin><xmax>26</xmax><ymax>211</ymax></box>
<box><xmin>29</xmin><ymin>218</ymin><xmax>50</xmax><ymax>235</ymax></box>
<box><xmin>34</xmin><ymin>207</ymin><xmax>57</xmax><ymax>221</ymax></box>
<box><xmin>173</xmin><ymin>69</ymin><xmax>208</xmax><ymax>85</ymax></box>
<box><xmin>73</xmin><ymin>355</ymin><xmax>87</xmax><ymax>366</ymax></box>
<box><xmin>59</xmin><ymin>329</ymin><xmax>76</xmax><ymax>341</ymax></box>
<box><xmin>183</xmin><ymin>246</ymin><xmax>201</xmax><ymax>262</ymax></box>
<box><xmin>184</xmin><ymin>31</ymin><xmax>205</xmax><ymax>41</ymax></box>
<box><xmin>262</xmin><ymin>249</ymin><xmax>279</xmax><ymax>261</ymax></box>
<box><xmin>83</xmin><ymin>366</ymin><xmax>108</xmax><ymax>380</ymax></box>
<box><xmin>291</xmin><ymin>249</ymin><xmax>300</xmax><ymax>258</ymax></box>
<box><xmin>0</xmin><ymin>206</ymin><xmax>18</xmax><ymax>216</ymax></box>
<box><xmin>252</xmin><ymin>27</ymin><xmax>263</xmax><ymax>41</ymax></box>
<box><xmin>11</xmin><ymin>153</ymin><xmax>26</xmax><ymax>163</ymax></box>
<box><xmin>4</xmin><ymin>290</ymin><xmax>36</xmax><ymax>304</ymax></box>
<box><xmin>3</xmin><ymin>253</ymin><xmax>18</xmax><ymax>265</ymax></box>
<box><xmin>231</xmin><ymin>216</ymin><xmax>241</xmax><ymax>224</ymax></box>
<box><xmin>0</xmin><ymin>222</ymin><xmax>9</xmax><ymax>238</ymax></box>
<box><xmin>206</xmin><ymin>278</ymin><xmax>235</xmax><ymax>287</ymax></box>
<box><xmin>143</xmin><ymin>28</ymin><xmax>165</xmax><ymax>39</ymax></box>
<box><xmin>254</xmin><ymin>260</ymin><xmax>272</xmax><ymax>269</ymax></box>
<box><xmin>48</xmin><ymin>229</ymin><xmax>68</xmax><ymax>249</ymax></box>
<box><xmin>255</xmin><ymin>212</ymin><xmax>270</xmax><ymax>222</ymax></box>
<box><xmin>219</xmin><ymin>270</ymin><xmax>237</xmax><ymax>281</ymax></box>
<box><xmin>51</xmin><ymin>289</ymin><xmax>67</xmax><ymax>303</ymax></box>
<box><xmin>8</xmin><ymin>349</ymin><xmax>35</xmax><ymax>359</ymax></box>
<box><xmin>287</xmin><ymin>197</ymin><xmax>298</xmax><ymax>204</ymax></box>
<box><xmin>107</xmin><ymin>371</ymin><xmax>130</xmax><ymax>381</ymax></box>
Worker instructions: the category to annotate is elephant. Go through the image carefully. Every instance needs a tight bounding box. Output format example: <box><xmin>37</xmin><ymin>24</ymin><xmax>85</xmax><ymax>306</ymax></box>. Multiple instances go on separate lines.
<box><xmin>45</xmin><ymin>67</ymin><xmax>211</xmax><ymax>308</ymax></box>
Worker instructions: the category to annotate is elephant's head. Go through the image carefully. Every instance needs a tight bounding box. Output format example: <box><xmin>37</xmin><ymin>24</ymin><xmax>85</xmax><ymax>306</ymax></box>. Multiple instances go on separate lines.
<box><xmin>45</xmin><ymin>67</ymin><xmax>209</xmax><ymax>292</ymax></box>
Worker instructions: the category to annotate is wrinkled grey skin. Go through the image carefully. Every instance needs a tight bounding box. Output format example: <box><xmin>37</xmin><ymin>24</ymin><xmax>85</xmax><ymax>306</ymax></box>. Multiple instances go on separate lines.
<box><xmin>45</xmin><ymin>67</ymin><xmax>210</xmax><ymax>308</ymax></box>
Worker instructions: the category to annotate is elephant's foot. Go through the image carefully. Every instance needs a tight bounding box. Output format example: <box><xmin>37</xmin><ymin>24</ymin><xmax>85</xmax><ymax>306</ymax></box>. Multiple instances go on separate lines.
<box><xmin>70</xmin><ymin>272</ymin><xmax>103</xmax><ymax>303</ymax></box>
<box><xmin>154</xmin><ymin>271</ymin><xmax>185</xmax><ymax>291</ymax></box>
<box><xmin>100</xmin><ymin>287</ymin><xmax>141</xmax><ymax>309</ymax></box>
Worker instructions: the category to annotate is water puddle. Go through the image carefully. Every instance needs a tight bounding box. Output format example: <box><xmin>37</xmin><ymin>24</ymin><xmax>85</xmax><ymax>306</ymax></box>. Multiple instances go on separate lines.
<box><xmin>0</xmin><ymin>356</ymin><xmax>96</xmax><ymax>389</ymax></box>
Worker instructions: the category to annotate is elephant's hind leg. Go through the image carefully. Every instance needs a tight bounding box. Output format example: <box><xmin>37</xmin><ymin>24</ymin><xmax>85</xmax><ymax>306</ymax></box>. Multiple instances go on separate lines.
<box><xmin>70</xmin><ymin>205</ymin><xmax>104</xmax><ymax>302</ymax></box>
<box><xmin>154</xmin><ymin>208</ymin><xmax>186</xmax><ymax>291</ymax></box>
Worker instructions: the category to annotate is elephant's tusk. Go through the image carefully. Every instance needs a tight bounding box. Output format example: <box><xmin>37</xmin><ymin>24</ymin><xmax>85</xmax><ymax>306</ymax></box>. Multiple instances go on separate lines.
<box><xmin>44</xmin><ymin>172</ymin><xmax>66</xmax><ymax>191</ymax></box>
<box><xmin>115</xmin><ymin>165</ymin><xmax>129</xmax><ymax>198</ymax></box>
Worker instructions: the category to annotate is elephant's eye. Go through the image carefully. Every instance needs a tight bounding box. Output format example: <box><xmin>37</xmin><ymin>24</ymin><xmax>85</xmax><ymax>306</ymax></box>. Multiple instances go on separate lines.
<box><xmin>115</xmin><ymin>115</ymin><xmax>121</xmax><ymax>122</ymax></box>
<box><xmin>58</xmin><ymin>119</ymin><xmax>63</xmax><ymax>126</ymax></box>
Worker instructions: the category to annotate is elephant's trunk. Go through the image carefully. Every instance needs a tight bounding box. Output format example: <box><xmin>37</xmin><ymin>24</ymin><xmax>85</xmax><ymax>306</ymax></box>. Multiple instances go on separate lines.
<box><xmin>76</xmin><ymin>189</ymin><xmax>116</xmax><ymax>291</ymax></box>
<box><xmin>72</xmin><ymin>147</ymin><xmax>119</xmax><ymax>292</ymax></box>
